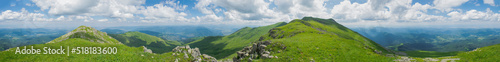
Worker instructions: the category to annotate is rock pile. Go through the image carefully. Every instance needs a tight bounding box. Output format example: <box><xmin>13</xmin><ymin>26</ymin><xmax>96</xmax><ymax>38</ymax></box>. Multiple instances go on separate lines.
<box><xmin>233</xmin><ymin>41</ymin><xmax>278</xmax><ymax>62</ymax></box>
<box><xmin>172</xmin><ymin>45</ymin><xmax>217</xmax><ymax>62</ymax></box>
<box><xmin>143</xmin><ymin>46</ymin><xmax>153</xmax><ymax>53</ymax></box>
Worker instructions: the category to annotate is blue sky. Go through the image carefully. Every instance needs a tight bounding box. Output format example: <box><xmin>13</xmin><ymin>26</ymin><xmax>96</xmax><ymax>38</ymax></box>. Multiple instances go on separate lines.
<box><xmin>0</xmin><ymin>0</ymin><xmax>499</xmax><ymax>28</ymax></box>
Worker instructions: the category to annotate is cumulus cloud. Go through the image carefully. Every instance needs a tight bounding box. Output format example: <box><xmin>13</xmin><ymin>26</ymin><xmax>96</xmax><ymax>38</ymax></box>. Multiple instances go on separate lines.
<box><xmin>0</xmin><ymin>8</ymin><xmax>46</xmax><ymax>21</ymax></box>
<box><xmin>433</xmin><ymin>0</ymin><xmax>469</xmax><ymax>12</ymax></box>
<box><xmin>31</xmin><ymin>0</ymin><xmax>192</xmax><ymax>22</ymax></box>
<box><xmin>86</xmin><ymin>0</ymin><xmax>144</xmax><ymax>18</ymax></box>
<box><xmin>32</xmin><ymin>0</ymin><xmax>145</xmax><ymax>18</ymax></box>
<box><xmin>141</xmin><ymin>3</ymin><xmax>188</xmax><ymax>20</ymax></box>
<box><xmin>330</xmin><ymin>0</ymin><xmax>449</xmax><ymax>22</ymax></box>
<box><xmin>484</xmin><ymin>0</ymin><xmax>495</xmax><ymax>6</ymax></box>
<box><xmin>14</xmin><ymin>0</ymin><xmax>500</xmax><ymax>27</ymax></box>
<box><xmin>447</xmin><ymin>8</ymin><xmax>500</xmax><ymax>21</ymax></box>
<box><xmin>32</xmin><ymin>0</ymin><xmax>99</xmax><ymax>15</ymax></box>
<box><xmin>274</xmin><ymin>0</ymin><xmax>294</xmax><ymax>13</ymax></box>
<box><xmin>331</xmin><ymin>0</ymin><xmax>391</xmax><ymax>22</ymax></box>
<box><xmin>97</xmin><ymin>19</ymin><xmax>108</xmax><ymax>22</ymax></box>
<box><xmin>195</xmin><ymin>0</ymin><xmax>217</xmax><ymax>14</ymax></box>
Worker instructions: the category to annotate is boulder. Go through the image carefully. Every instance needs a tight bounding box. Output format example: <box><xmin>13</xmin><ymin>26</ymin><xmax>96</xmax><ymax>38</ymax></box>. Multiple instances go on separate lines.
<box><xmin>142</xmin><ymin>46</ymin><xmax>153</xmax><ymax>53</ymax></box>
<box><xmin>233</xmin><ymin>41</ymin><xmax>278</xmax><ymax>61</ymax></box>
<box><xmin>173</xmin><ymin>45</ymin><xmax>217</xmax><ymax>61</ymax></box>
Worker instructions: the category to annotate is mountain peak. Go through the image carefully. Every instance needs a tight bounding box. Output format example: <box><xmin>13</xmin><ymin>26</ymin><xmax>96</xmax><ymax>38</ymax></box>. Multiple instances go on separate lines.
<box><xmin>47</xmin><ymin>25</ymin><xmax>120</xmax><ymax>44</ymax></box>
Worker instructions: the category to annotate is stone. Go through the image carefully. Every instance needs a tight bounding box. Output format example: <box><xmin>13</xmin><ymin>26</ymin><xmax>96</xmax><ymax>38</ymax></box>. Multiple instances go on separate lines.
<box><xmin>184</xmin><ymin>53</ymin><xmax>189</xmax><ymax>58</ymax></box>
<box><xmin>261</xmin><ymin>54</ymin><xmax>269</xmax><ymax>58</ymax></box>
<box><xmin>264</xmin><ymin>51</ymin><xmax>270</xmax><ymax>54</ymax></box>
<box><xmin>173</xmin><ymin>45</ymin><xmax>217</xmax><ymax>62</ymax></box>
<box><xmin>142</xmin><ymin>46</ymin><xmax>153</xmax><ymax>53</ymax></box>
<box><xmin>233</xmin><ymin>41</ymin><xmax>278</xmax><ymax>61</ymax></box>
<box><xmin>174</xmin><ymin>58</ymin><xmax>179</xmax><ymax>62</ymax></box>
<box><xmin>373</xmin><ymin>50</ymin><xmax>382</xmax><ymax>54</ymax></box>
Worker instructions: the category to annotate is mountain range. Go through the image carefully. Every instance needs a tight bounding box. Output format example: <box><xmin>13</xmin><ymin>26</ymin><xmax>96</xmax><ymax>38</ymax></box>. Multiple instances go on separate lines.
<box><xmin>0</xmin><ymin>17</ymin><xmax>499</xmax><ymax>61</ymax></box>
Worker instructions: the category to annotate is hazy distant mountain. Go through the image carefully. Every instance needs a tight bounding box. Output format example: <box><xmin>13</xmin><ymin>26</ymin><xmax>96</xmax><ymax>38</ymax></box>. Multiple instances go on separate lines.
<box><xmin>352</xmin><ymin>27</ymin><xmax>500</xmax><ymax>52</ymax></box>
<box><xmin>0</xmin><ymin>28</ymin><xmax>67</xmax><ymax>51</ymax></box>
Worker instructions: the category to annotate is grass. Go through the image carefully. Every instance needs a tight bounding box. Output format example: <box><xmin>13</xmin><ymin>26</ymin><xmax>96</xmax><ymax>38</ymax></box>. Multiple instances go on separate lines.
<box><xmin>187</xmin><ymin>22</ymin><xmax>287</xmax><ymax>59</ymax></box>
<box><xmin>456</xmin><ymin>44</ymin><xmax>500</xmax><ymax>61</ymax></box>
<box><xmin>0</xmin><ymin>38</ymin><xmax>188</xmax><ymax>61</ymax></box>
<box><xmin>246</xmin><ymin>17</ymin><xmax>395</xmax><ymax>61</ymax></box>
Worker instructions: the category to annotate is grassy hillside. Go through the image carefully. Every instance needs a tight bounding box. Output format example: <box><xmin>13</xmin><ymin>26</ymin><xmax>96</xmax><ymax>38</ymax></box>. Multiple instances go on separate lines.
<box><xmin>187</xmin><ymin>22</ymin><xmax>287</xmax><ymax>59</ymax></box>
<box><xmin>0</xmin><ymin>38</ymin><xmax>188</xmax><ymax>61</ymax></box>
<box><xmin>457</xmin><ymin>44</ymin><xmax>500</xmax><ymax>61</ymax></box>
<box><xmin>0</xmin><ymin>26</ymin><xmax>191</xmax><ymax>61</ymax></box>
<box><xmin>108</xmin><ymin>31</ymin><xmax>181</xmax><ymax>53</ymax></box>
<box><xmin>252</xmin><ymin>17</ymin><xmax>394</xmax><ymax>61</ymax></box>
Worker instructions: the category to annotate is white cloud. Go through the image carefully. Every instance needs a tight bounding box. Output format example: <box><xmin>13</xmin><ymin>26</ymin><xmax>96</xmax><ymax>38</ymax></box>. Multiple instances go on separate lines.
<box><xmin>16</xmin><ymin>0</ymin><xmax>500</xmax><ymax>27</ymax></box>
<box><xmin>164</xmin><ymin>0</ymin><xmax>188</xmax><ymax>10</ymax></box>
<box><xmin>74</xmin><ymin>16</ymin><xmax>94</xmax><ymax>22</ymax></box>
<box><xmin>331</xmin><ymin>0</ymin><xmax>390</xmax><ymax>22</ymax></box>
<box><xmin>0</xmin><ymin>8</ymin><xmax>48</xmax><ymax>21</ymax></box>
<box><xmin>141</xmin><ymin>3</ymin><xmax>188</xmax><ymax>20</ymax></box>
<box><xmin>97</xmin><ymin>19</ymin><xmax>108</xmax><ymax>22</ymax></box>
<box><xmin>32</xmin><ymin>0</ymin><xmax>99</xmax><ymax>15</ymax></box>
<box><xmin>330</xmin><ymin>0</ymin><xmax>447</xmax><ymax>23</ymax></box>
<box><xmin>484</xmin><ymin>0</ymin><xmax>495</xmax><ymax>6</ymax></box>
<box><xmin>193</xmin><ymin>14</ymin><xmax>223</xmax><ymax>22</ymax></box>
<box><xmin>447</xmin><ymin>8</ymin><xmax>500</xmax><ymax>21</ymax></box>
<box><xmin>55</xmin><ymin>16</ymin><xmax>65</xmax><ymax>21</ymax></box>
<box><xmin>287</xmin><ymin>0</ymin><xmax>331</xmax><ymax>19</ymax></box>
<box><xmin>32</xmin><ymin>0</ymin><xmax>145</xmax><ymax>18</ymax></box>
<box><xmin>195</xmin><ymin>0</ymin><xmax>215</xmax><ymax>14</ymax></box>
<box><xmin>213</xmin><ymin>0</ymin><xmax>279</xmax><ymax>20</ymax></box>
<box><xmin>274</xmin><ymin>0</ymin><xmax>294</xmax><ymax>13</ymax></box>
<box><xmin>31</xmin><ymin>0</ymin><xmax>193</xmax><ymax>22</ymax></box>
<box><xmin>433</xmin><ymin>0</ymin><xmax>469</xmax><ymax>12</ymax></box>
<box><xmin>87</xmin><ymin>0</ymin><xmax>144</xmax><ymax>18</ymax></box>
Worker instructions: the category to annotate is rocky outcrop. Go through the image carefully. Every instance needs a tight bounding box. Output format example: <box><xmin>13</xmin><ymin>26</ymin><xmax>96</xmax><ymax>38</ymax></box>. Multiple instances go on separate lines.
<box><xmin>143</xmin><ymin>46</ymin><xmax>153</xmax><ymax>53</ymax></box>
<box><xmin>172</xmin><ymin>45</ymin><xmax>216</xmax><ymax>62</ymax></box>
<box><xmin>233</xmin><ymin>41</ymin><xmax>278</xmax><ymax>62</ymax></box>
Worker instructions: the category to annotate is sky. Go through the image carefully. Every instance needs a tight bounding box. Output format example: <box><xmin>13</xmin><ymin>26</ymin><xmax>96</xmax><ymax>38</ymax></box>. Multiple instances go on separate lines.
<box><xmin>0</xmin><ymin>0</ymin><xmax>499</xmax><ymax>29</ymax></box>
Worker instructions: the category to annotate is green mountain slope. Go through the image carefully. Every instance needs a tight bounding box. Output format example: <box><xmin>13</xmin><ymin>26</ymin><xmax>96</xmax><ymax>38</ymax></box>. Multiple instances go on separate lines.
<box><xmin>0</xmin><ymin>26</ymin><xmax>190</xmax><ymax>61</ymax></box>
<box><xmin>241</xmin><ymin>17</ymin><xmax>394</xmax><ymax>61</ymax></box>
<box><xmin>108</xmin><ymin>31</ymin><xmax>181</xmax><ymax>53</ymax></box>
<box><xmin>47</xmin><ymin>26</ymin><xmax>120</xmax><ymax>44</ymax></box>
<box><xmin>457</xmin><ymin>44</ymin><xmax>500</xmax><ymax>61</ymax></box>
<box><xmin>187</xmin><ymin>22</ymin><xmax>287</xmax><ymax>59</ymax></box>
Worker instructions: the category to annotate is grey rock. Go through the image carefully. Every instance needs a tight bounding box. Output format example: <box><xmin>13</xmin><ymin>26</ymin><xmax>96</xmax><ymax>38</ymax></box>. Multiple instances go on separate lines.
<box><xmin>143</xmin><ymin>46</ymin><xmax>153</xmax><ymax>53</ymax></box>
<box><xmin>173</xmin><ymin>45</ymin><xmax>217</xmax><ymax>61</ymax></box>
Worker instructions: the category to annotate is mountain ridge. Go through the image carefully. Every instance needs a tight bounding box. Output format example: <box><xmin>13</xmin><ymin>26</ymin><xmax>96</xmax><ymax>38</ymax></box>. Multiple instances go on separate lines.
<box><xmin>47</xmin><ymin>26</ymin><xmax>120</xmax><ymax>44</ymax></box>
